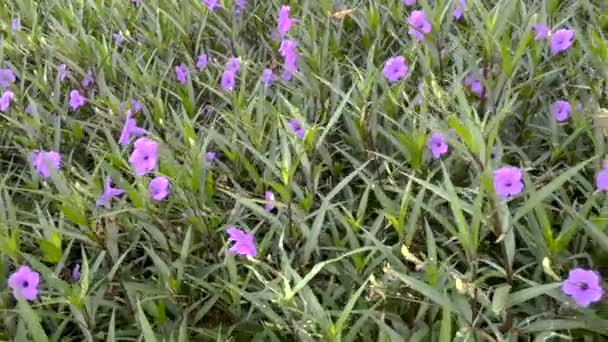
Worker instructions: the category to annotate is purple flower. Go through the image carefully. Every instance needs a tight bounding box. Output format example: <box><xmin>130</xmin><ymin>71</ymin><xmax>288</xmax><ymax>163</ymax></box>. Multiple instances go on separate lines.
<box><xmin>31</xmin><ymin>150</ymin><xmax>61</xmax><ymax>178</ymax></box>
<box><xmin>493</xmin><ymin>166</ymin><xmax>523</xmax><ymax>199</ymax></box>
<box><xmin>277</xmin><ymin>5</ymin><xmax>293</xmax><ymax>36</ymax></box>
<box><xmin>112</xmin><ymin>33</ymin><xmax>123</xmax><ymax>44</ymax></box>
<box><xmin>453</xmin><ymin>0</ymin><xmax>466</xmax><ymax>19</ymax></box>
<box><xmin>8</xmin><ymin>266</ymin><xmax>40</xmax><ymax>301</ymax></box>
<box><xmin>401</xmin><ymin>0</ymin><xmax>416</xmax><ymax>5</ymax></box>
<box><xmin>205</xmin><ymin>151</ymin><xmax>216</xmax><ymax>162</ymax></box>
<box><xmin>233</xmin><ymin>0</ymin><xmax>246</xmax><ymax>15</ymax></box>
<box><xmin>226</xmin><ymin>226</ymin><xmax>257</xmax><ymax>257</ymax></box>
<box><xmin>427</xmin><ymin>132</ymin><xmax>448</xmax><ymax>159</ymax></box>
<box><xmin>532</xmin><ymin>24</ymin><xmax>550</xmax><ymax>41</ymax></box>
<box><xmin>196</xmin><ymin>54</ymin><xmax>208</xmax><ymax>70</ymax></box>
<box><xmin>220</xmin><ymin>70</ymin><xmax>236</xmax><ymax>91</ymax></box>
<box><xmin>119</xmin><ymin>109</ymin><xmax>146</xmax><ymax>146</ymax></box>
<box><xmin>550</xmin><ymin>28</ymin><xmax>574</xmax><ymax>55</ymax></box>
<box><xmin>69</xmin><ymin>90</ymin><xmax>86</xmax><ymax>110</ymax></box>
<box><xmin>81</xmin><ymin>70</ymin><xmax>94</xmax><ymax>88</ymax></box>
<box><xmin>225</xmin><ymin>57</ymin><xmax>239</xmax><ymax>73</ymax></box>
<box><xmin>11</xmin><ymin>18</ymin><xmax>19</xmax><ymax>31</ymax></box>
<box><xmin>279</xmin><ymin>39</ymin><xmax>298</xmax><ymax>80</ymax></box>
<box><xmin>382</xmin><ymin>56</ymin><xmax>409</xmax><ymax>82</ymax></box>
<box><xmin>128</xmin><ymin>137</ymin><xmax>158</xmax><ymax>176</ymax></box>
<box><xmin>490</xmin><ymin>146</ymin><xmax>497</xmax><ymax>159</ymax></box>
<box><xmin>96</xmin><ymin>176</ymin><xmax>125</xmax><ymax>207</ymax></box>
<box><xmin>562</xmin><ymin>268</ymin><xmax>604</xmax><ymax>307</ymax></box>
<box><xmin>149</xmin><ymin>176</ymin><xmax>170</xmax><ymax>201</ymax></box>
<box><xmin>264</xmin><ymin>191</ymin><xmax>275</xmax><ymax>212</ymax></box>
<box><xmin>0</xmin><ymin>91</ymin><xmax>14</xmax><ymax>112</ymax></box>
<box><xmin>287</xmin><ymin>118</ymin><xmax>305</xmax><ymax>139</ymax></box>
<box><xmin>72</xmin><ymin>264</ymin><xmax>81</xmax><ymax>281</ymax></box>
<box><xmin>551</xmin><ymin>100</ymin><xmax>571</xmax><ymax>122</ymax></box>
<box><xmin>262</xmin><ymin>68</ymin><xmax>274</xmax><ymax>87</ymax></box>
<box><xmin>58</xmin><ymin>64</ymin><xmax>68</xmax><ymax>81</ymax></box>
<box><xmin>203</xmin><ymin>0</ymin><xmax>220</xmax><ymax>11</ymax></box>
<box><xmin>25</xmin><ymin>102</ymin><xmax>35</xmax><ymax>114</ymax></box>
<box><xmin>0</xmin><ymin>68</ymin><xmax>16</xmax><ymax>88</ymax></box>
<box><xmin>175</xmin><ymin>64</ymin><xmax>187</xmax><ymax>85</ymax></box>
<box><xmin>597</xmin><ymin>169</ymin><xmax>608</xmax><ymax>191</ymax></box>
<box><xmin>408</xmin><ymin>10</ymin><xmax>431</xmax><ymax>41</ymax></box>
<box><xmin>464</xmin><ymin>73</ymin><xmax>484</xmax><ymax>98</ymax></box>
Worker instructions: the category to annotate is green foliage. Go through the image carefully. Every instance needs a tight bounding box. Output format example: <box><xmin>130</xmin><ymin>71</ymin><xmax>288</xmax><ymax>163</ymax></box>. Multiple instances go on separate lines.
<box><xmin>0</xmin><ymin>0</ymin><xmax>607</xmax><ymax>340</ymax></box>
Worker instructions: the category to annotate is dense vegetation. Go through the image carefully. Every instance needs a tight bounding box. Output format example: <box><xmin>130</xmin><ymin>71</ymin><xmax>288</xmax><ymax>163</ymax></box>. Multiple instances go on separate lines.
<box><xmin>0</xmin><ymin>0</ymin><xmax>607</xmax><ymax>340</ymax></box>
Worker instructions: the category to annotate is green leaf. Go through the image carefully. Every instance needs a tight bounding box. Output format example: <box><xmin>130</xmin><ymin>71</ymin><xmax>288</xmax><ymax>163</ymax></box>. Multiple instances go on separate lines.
<box><xmin>513</xmin><ymin>159</ymin><xmax>592</xmax><ymax>222</ymax></box>
<box><xmin>302</xmin><ymin>162</ymin><xmax>369</xmax><ymax>263</ymax></box>
<box><xmin>491</xmin><ymin>284</ymin><xmax>511</xmax><ymax>314</ymax></box>
<box><xmin>17</xmin><ymin>296</ymin><xmax>49</xmax><ymax>342</ymax></box>
<box><xmin>137</xmin><ymin>299</ymin><xmax>159</xmax><ymax>342</ymax></box>
<box><xmin>505</xmin><ymin>283</ymin><xmax>561</xmax><ymax>309</ymax></box>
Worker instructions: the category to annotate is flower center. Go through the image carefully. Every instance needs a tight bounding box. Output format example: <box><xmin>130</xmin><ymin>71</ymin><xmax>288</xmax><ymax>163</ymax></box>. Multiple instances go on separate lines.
<box><xmin>22</xmin><ymin>281</ymin><xmax>29</xmax><ymax>288</ymax></box>
<box><xmin>576</xmin><ymin>281</ymin><xmax>589</xmax><ymax>290</ymax></box>
<box><xmin>504</xmin><ymin>181</ymin><xmax>512</xmax><ymax>187</ymax></box>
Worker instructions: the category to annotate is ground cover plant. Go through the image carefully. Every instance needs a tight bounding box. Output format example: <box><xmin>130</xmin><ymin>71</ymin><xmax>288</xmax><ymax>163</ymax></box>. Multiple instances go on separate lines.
<box><xmin>0</xmin><ymin>0</ymin><xmax>607</xmax><ymax>340</ymax></box>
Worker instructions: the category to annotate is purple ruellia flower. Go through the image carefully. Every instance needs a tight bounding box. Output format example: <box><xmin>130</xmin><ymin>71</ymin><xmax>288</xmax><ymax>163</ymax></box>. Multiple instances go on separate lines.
<box><xmin>128</xmin><ymin>137</ymin><xmax>158</xmax><ymax>175</ymax></box>
<box><xmin>203</xmin><ymin>0</ymin><xmax>220</xmax><ymax>11</ymax></box>
<box><xmin>279</xmin><ymin>39</ymin><xmax>298</xmax><ymax>80</ymax></box>
<box><xmin>277</xmin><ymin>5</ymin><xmax>293</xmax><ymax>36</ymax></box>
<box><xmin>551</xmin><ymin>99</ymin><xmax>571</xmax><ymax>122</ymax></box>
<box><xmin>96</xmin><ymin>176</ymin><xmax>125</xmax><ymax>207</ymax></box>
<box><xmin>0</xmin><ymin>68</ymin><xmax>16</xmax><ymax>88</ymax></box>
<box><xmin>233</xmin><ymin>0</ymin><xmax>246</xmax><ymax>15</ymax></box>
<box><xmin>287</xmin><ymin>118</ymin><xmax>305</xmax><ymax>138</ymax></box>
<box><xmin>453</xmin><ymin>0</ymin><xmax>466</xmax><ymax>19</ymax></box>
<box><xmin>12</xmin><ymin>18</ymin><xmax>19</xmax><ymax>31</ymax></box>
<box><xmin>31</xmin><ymin>150</ymin><xmax>61</xmax><ymax>178</ymax></box>
<box><xmin>72</xmin><ymin>264</ymin><xmax>81</xmax><ymax>281</ymax></box>
<box><xmin>597</xmin><ymin>167</ymin><xmax>608</xmax><ymax>191</ymax></box>
<box><xmin>119</xmin><ymin>109</ymin><xmax>146</xmax><ymax>146</ymax></box>
<box><xmin>196</xmin><ymin>53</ymin><xmax>208</xmax><ymax>70</ymax></box>
<box><xmin>175</xmin><ymin>64</ymin><xmax>187</xmax><ymax>85</ymax></box>
<box><xmin>81</xmin><ymin>70</ymin><xmax>94</xmax><ymax>88</ymax></box>
<box><xmin>220</xmin><ymin>70</ymin><xmax>236</xmax><ymax>91</ymax></box>
<box><xmin>532</xmin><ymin>24</ymin><xmax>550</xmax><ymax>41</ymax></box>
<box><xmin>493</xmin><ymin>166</ymin><xmax>523</xmax><ymax>199</ymax></box>
<box><xmin>225</xmin><ymin>57</ymin><xmax>239</xmax><ymax>73</ymax></box>
<box><xmin>205</xmin><ymin>151</ymin><xmax>216</xmax><ymax>162</ymax></box>
<box><xmin>112</xmin><ymin>33</ymin><xmax>123</xmax><ymax>44</ymax></box>
<box><xmin>464</xmin><ymin>73</ymin><xmax>484</xmax><ymax>98</ymax></box>
<box><xmin>408</xmin><ymin>10</ymin><xmax>431</xmax><ymax>41</ymax></box>
<box><xmin>550</xmin><ymin>28</ymin><xmax>574</xmax><ymax>55</ymax></box>
<box><xmin>262</xmin><ymin>68</ymin><xmax>274</xmax><ymax>87</ymax></box>
<box><xmin>427</xmin><ymin>132</ymin><xmax>448</xmax><ymax>159</ymax></box>
<box><xmin>25</xmin><ymin>102</ymin><xmax>35</xmax><ymax>114</ymax></box>
<box><xmin>8</xmin><ymin>265</ymin><xmax>40</xmax><ymax>301</ymax></box>
<box><xmin>69</xmin><ymin>90</ymin><xmax>86</xmax><ymax>110</ymax></box>
<box><xmin>58</xmin><ymin>64</ymin><xmax>68</xmax><ymax>81</ymax></box>
<box><xmin>264</xmin><ymin>191</ymin><xmax>275</xmax><ymax>212</ymax></box>
<box><xmin>149</xmin><ymin>176</ymin><xmax>170</xmax><ymax>201</ymax></box>
<box><xmin>562</xmin><ymin>268</ymin><xmax>604</xmax><ymax>307</ymax></box>
<box><xmin>0</xmin><ymin>91</ymin><xmax>15</xmax><ymax>112</ymax></box>
<box><xmin>382</xmin><ymin>56</ymin><xmax>408</xmax><ymax>82</ymax></box>
<box><xmin>226</xmin><ymin>226</ymin><xmax>257</xmax><ymax>257</ymax></box>
<box><xmin>401</xmin><ymin>0</ymin><xmax>416</xmax><ymax>5</ymax></box>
